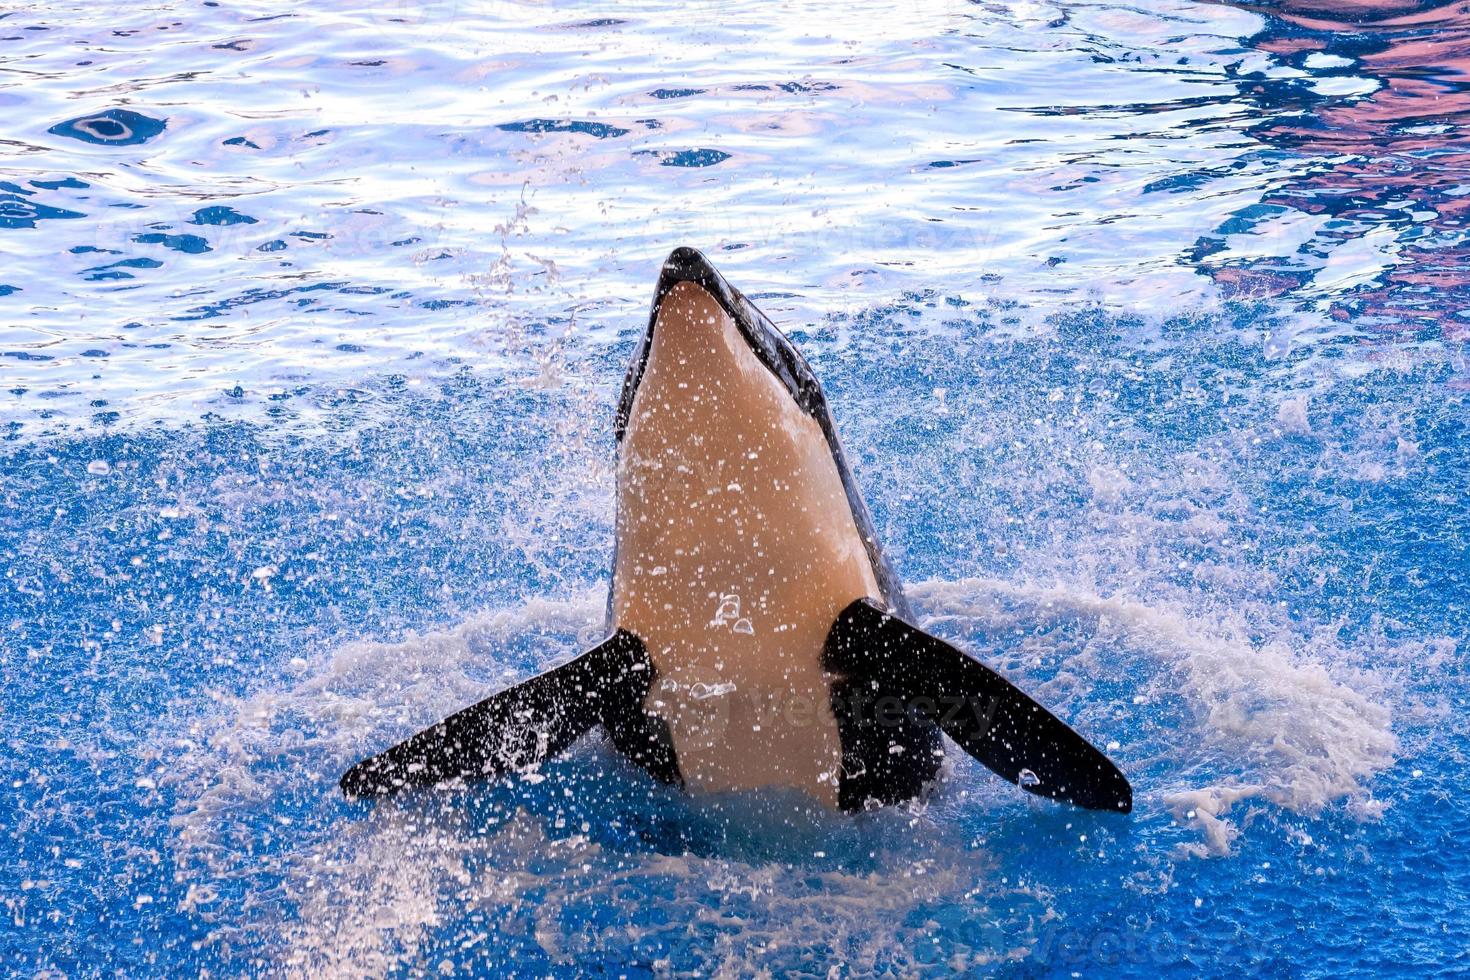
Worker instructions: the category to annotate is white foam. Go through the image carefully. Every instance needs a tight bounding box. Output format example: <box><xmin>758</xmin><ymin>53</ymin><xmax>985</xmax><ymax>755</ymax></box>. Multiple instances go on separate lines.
<box><xmin>266</xmin><ymin>803</ymin><xmax>1036</xmax><ymax>976</ymax></box>
<box><xmin>163</xmin><ymin>589</ymin><xmax>1047</xmax><ymax>972</ymax></box>
<box><xmin>1275</xmin><ymin>394</ymin><xmax>1312</xmax><ymax>436</ymax></box>
<box><xmin>165</xmin><ymin>591</ymin><xmax>606</xmax><ymax>956</ymax></box>
<box><xmin>162</xmin><ymin>569</ymin><xmax>1405</xmax><ymax>969</ymax></box>
<box><xmin>908</xmin><ymin>576</ymin><xmax>1400</xmax><ymax>856</ymax></box>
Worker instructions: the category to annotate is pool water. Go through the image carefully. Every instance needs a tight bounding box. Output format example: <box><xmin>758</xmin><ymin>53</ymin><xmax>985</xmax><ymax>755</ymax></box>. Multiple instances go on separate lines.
<box><xmin>2</xmin><ymin>0</ymin><xmax>1467</xmax><ymax>974</ymax></box>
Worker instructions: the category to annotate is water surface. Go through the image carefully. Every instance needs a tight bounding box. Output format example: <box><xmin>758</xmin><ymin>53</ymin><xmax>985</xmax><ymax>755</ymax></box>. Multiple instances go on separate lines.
<box><xmin>2</xmin><ymin>0</ymin><xmax>1466</xmax><ymax>975</ymax></box>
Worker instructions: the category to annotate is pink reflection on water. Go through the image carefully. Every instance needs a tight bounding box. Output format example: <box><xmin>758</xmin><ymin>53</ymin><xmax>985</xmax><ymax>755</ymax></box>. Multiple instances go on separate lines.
<box><xmin>1214</xmin><ymin>0</ymin><xmax>1470</xmax><ymax>341</ymax></box>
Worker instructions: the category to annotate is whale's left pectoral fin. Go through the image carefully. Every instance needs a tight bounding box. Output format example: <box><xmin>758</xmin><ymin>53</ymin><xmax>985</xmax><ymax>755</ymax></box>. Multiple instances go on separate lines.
<box><xmin>340</xmin><ymin>630</ymin><xmax>656</xmax><ymax>798</ymax></box>
<box><xmin>824</xmin><ymin>598</ymin><xmax>1133</xmax><ymax>813</ymax></box>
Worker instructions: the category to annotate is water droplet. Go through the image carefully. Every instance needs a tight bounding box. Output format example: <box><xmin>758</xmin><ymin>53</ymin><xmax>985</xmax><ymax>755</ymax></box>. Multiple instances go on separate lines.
<box><xmin>689</xmin><ymin>681</ymin><xmax>736</xmax><ymax>700</ymax></box>
<box><xmin>1018</xmin><ymin>768</ymin><xmax>1041</xmax><ymax>787</ymax></box>
<box><xmin>709</xmin><ymin>593</ymin><xmax>741</xmax><ymax>628</ymax></box>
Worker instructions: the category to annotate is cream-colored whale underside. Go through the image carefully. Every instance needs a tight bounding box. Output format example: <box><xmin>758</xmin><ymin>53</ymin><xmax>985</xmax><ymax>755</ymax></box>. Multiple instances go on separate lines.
<box><xmin>612</xmin><ymin>280</ymin><xmax>880</xmax><ymax>809</ymax></box>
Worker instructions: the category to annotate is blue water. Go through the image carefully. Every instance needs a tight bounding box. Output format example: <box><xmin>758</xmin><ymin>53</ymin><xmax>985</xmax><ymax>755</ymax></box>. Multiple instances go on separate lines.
<box><xmin>3</xmin><ymin>0</ymin><xmax>1467</xmax><ymax>974</ymax></box>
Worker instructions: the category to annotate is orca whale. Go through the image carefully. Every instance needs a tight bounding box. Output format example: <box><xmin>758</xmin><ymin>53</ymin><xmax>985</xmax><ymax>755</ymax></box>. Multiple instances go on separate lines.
<box><xmin>341</xmin><ymin>247</ymin><xmax>1132</xmax><ymax>813</ymax></box>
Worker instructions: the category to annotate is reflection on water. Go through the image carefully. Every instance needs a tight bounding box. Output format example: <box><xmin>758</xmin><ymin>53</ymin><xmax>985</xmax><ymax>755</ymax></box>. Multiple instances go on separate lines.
<box><xmin>1198</xmin><ymin>0</ymin><xmax>1470</xmax><ymax>344</ymax></box>
<box><xmin>0</xmin><ymin>0</ymin><xmax>1465</xmax><ymax>436</ymax></box>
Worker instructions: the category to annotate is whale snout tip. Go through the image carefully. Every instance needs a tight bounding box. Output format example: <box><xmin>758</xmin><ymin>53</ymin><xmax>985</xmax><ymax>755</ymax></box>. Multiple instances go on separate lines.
<box><xmin>662</xmin><ymin>244</ymin><xmax>709</xmax><ymax>270</ymax></box>
<box><xmin>657</xmin><ymin>246</ymin><xmax>720</xmax><ymax>293</ymax></box>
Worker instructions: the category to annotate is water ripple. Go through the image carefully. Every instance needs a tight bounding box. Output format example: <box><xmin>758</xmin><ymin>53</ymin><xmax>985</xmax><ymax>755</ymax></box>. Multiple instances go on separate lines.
<box><xmin>3</xmin><ymin>0</ymin><xmax>1465</xmax><ymax>432</ymax></box>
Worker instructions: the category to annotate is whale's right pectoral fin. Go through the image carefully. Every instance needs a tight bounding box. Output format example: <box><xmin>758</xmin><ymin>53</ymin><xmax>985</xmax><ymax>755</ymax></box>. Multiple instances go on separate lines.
<box><xmin>340</xmin><ymin>630</ymin><xmax>667</xmax><ymax>798</ymax></box>
<box><xmin>824</xmin><ymin>598</ymin><xmax>1133</xmax><ymax>813</ymax></box>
